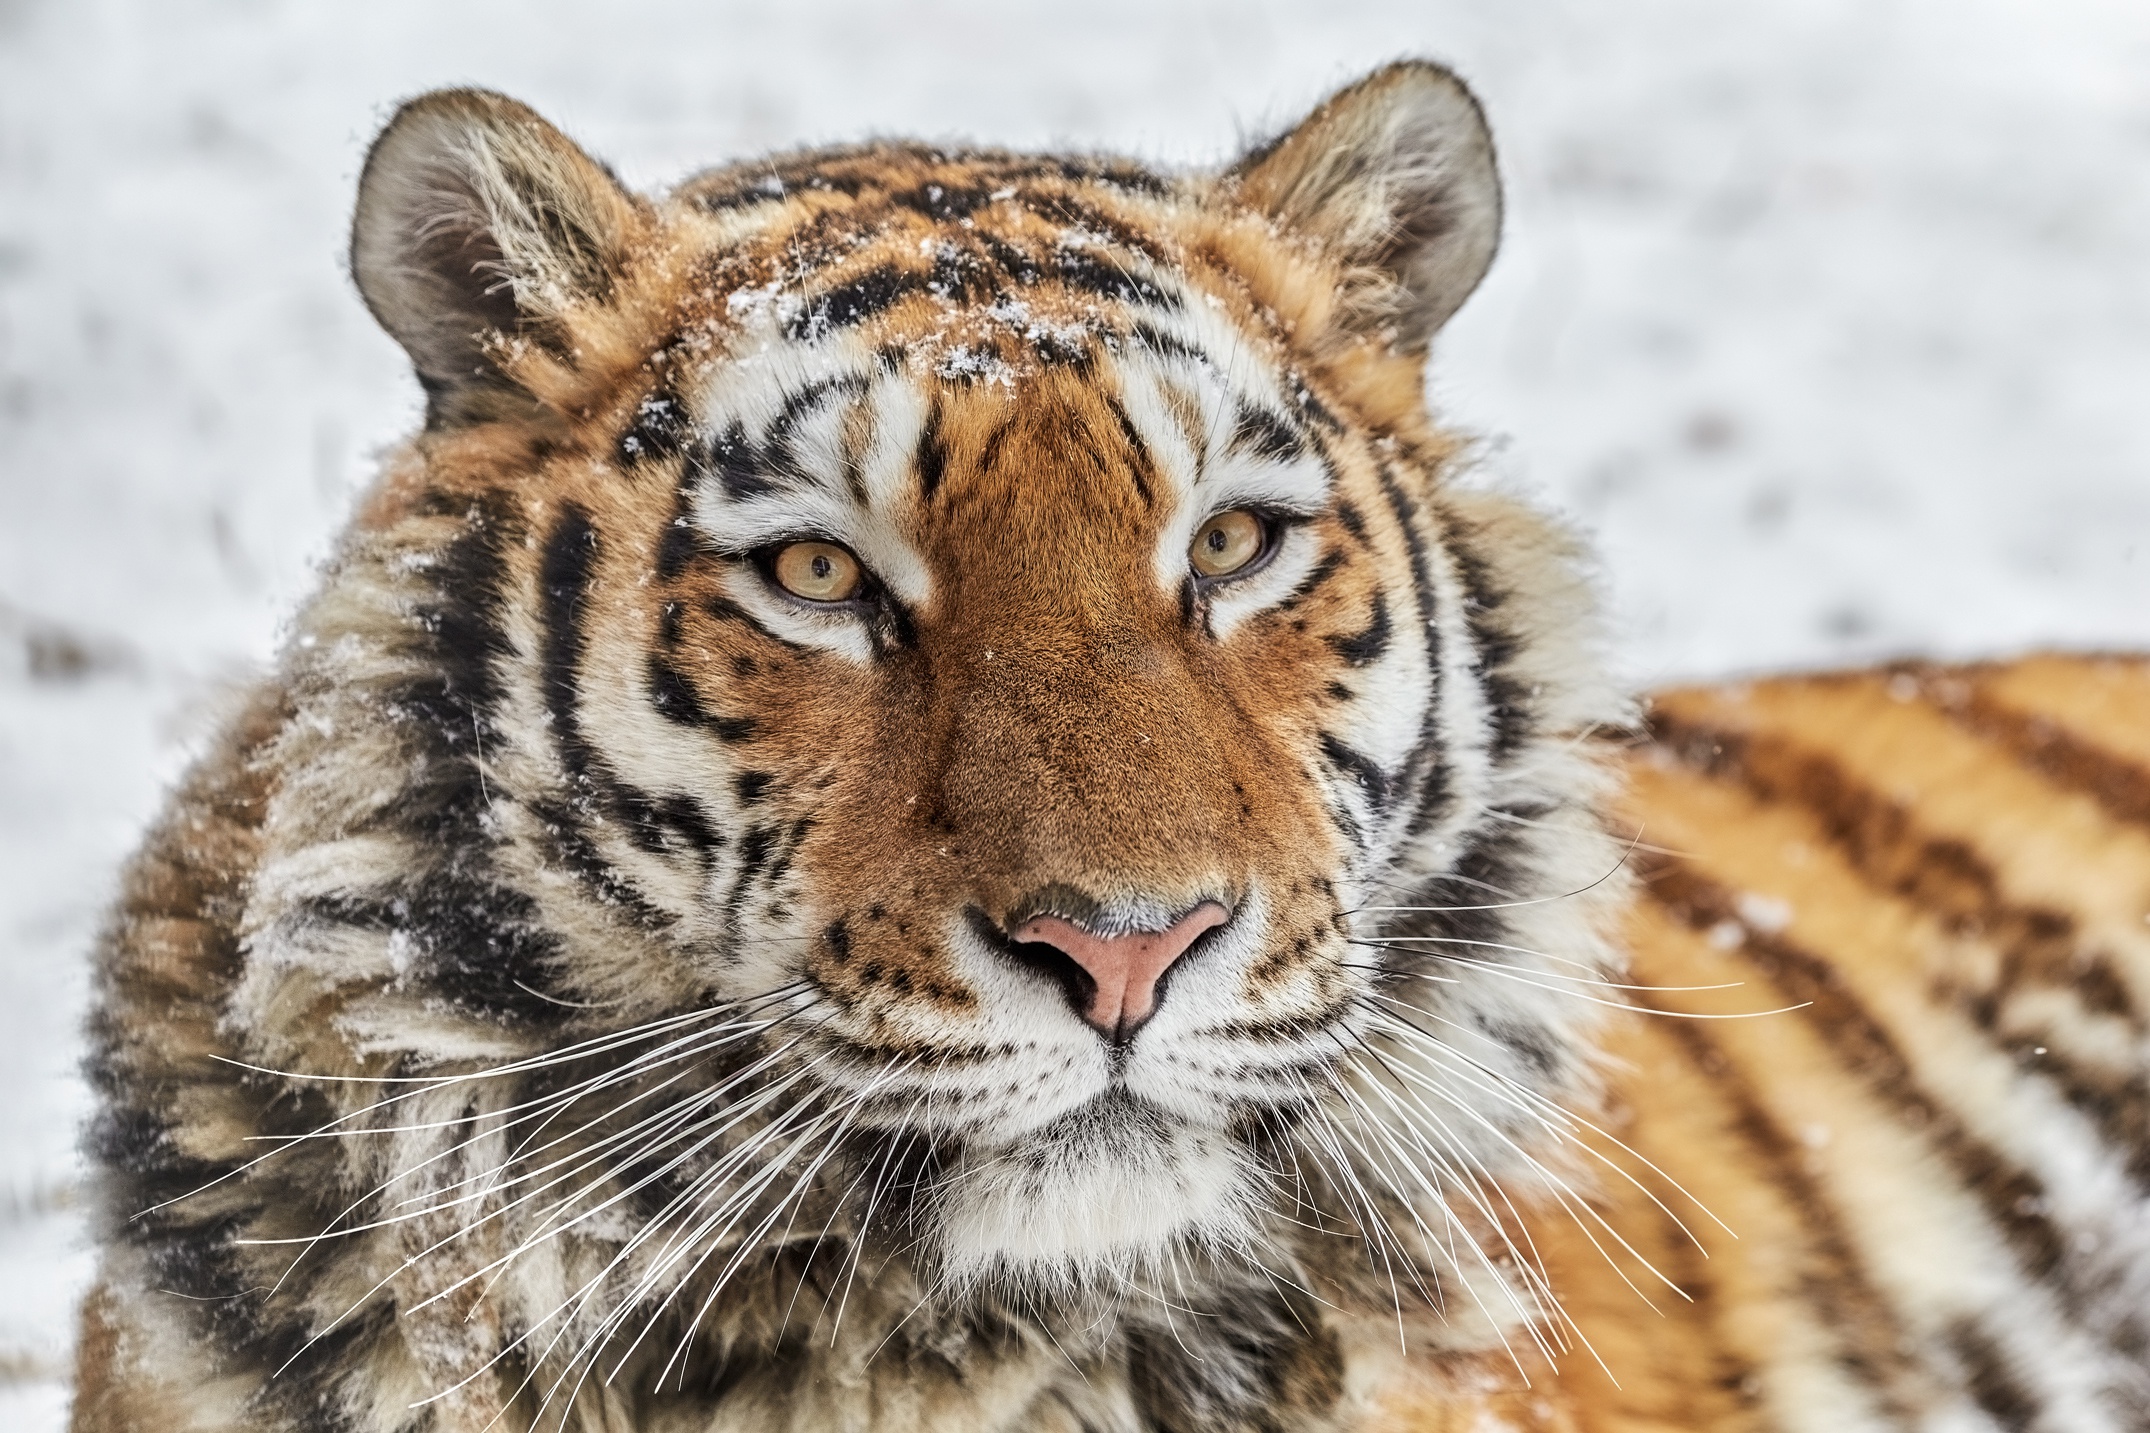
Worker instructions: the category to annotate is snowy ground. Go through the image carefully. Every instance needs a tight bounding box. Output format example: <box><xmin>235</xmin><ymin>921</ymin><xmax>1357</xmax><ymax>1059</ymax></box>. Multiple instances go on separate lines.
<box><xmin>2</xmin><ymin>0</ymin><xmax>2145</xmax><ymax>1420</ymax></box>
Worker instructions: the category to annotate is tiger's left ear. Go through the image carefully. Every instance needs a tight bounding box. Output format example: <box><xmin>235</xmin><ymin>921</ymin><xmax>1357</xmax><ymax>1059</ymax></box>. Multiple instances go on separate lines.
<box><xmin>1233</xmin><ymin>61</ymin><xmax>1501</xmax><ymax>355</ymax></box>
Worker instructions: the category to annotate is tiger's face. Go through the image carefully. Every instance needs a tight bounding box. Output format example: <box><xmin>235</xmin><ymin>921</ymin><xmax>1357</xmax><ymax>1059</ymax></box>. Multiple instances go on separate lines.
<box><xmin>646</xmin><ymin>293</ymin><xmax>1402</xmax><ymax>1281</ymax></box>
<box><xmin>335</xmin><ymin>65</ymin><xmax>1618</xmax><ymax>1302</ymax></box>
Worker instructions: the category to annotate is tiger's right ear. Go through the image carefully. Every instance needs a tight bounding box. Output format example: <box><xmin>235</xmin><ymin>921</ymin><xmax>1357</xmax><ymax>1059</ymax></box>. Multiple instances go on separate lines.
<box><xmin>351</xmin><ymin>89</ymin><xmax>647</xmax><ymax>427</ymax></box>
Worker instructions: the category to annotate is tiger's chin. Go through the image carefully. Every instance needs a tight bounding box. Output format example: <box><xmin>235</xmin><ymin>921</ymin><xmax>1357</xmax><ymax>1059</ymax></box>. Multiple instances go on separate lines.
<box><xmin>931</xmin><ymin>1090</ymin><xmax>1258</xmax><ymax>1295</ymax></box>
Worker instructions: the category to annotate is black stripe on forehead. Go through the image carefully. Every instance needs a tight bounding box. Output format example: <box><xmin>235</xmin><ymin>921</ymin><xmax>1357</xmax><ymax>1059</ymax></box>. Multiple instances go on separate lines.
<box><xmin>1127</xmin><ymin>319</ymin><xmax>1210</xmax><ymax>367</ymax></box>
<box><xmin>1231</xmin><ymin>398</ymin><xmax>1308</xmax><ymax>463</ymax></box>
<box><xmin>775</xmin><ymin>228</ymin><xmax>1177</xmax><ymax>349</ymax></box>
<box><xmin>690</xmin><ymin>373</ymin><xmax>871</xmax><ymax>504</ymax></box>
<box><xmin>786</xmin><ymin>267</ymin><xmax>930</xmax><ymax>342</ymax></box>
<box><xmin>915</xmin><ymin>396</ymin><xmax>947</xmax><ymax>501</ymax></box>
<box><xmin>1103</xmin><ymin>394</ymin><xmax>1157</xmax><ymax>508</ymax></box>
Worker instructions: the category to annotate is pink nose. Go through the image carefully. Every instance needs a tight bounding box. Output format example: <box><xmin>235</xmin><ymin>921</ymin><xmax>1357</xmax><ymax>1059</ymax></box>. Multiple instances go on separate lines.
<box><xmin>1013</xmin><ymin>903</ymin><xmax>1229</xmax><ymax>1039</ymax></box>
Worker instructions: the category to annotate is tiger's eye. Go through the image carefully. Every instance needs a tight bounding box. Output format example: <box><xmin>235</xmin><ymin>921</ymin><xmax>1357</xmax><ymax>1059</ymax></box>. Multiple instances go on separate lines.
<box><xmin>1189</xmin><ymin>510</ymin><xmax>1266</xmax><ymax>579</ymax></box>
<box><xmin>771</xmin><ymin>541</ymin><xmax>864</xmax><ymax>602</ymax></box>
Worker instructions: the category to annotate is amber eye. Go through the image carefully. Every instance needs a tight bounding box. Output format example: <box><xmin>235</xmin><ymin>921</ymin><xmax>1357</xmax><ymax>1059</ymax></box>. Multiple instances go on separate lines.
<box><xmin>1189</xmin><ymin>510</ymin><xmax>1268</xmax><ymax>580</ymax></box>
<box><xmin>770</xmin><ymin>541</ymin><xmax>865</xmax><ymax>603</ymax></box>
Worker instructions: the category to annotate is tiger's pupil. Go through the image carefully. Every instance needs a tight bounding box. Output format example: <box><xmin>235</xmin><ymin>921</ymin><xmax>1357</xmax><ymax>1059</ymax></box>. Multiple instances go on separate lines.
<box><xmin>1190</xmin><ymin>510</ymin><xmax>1265</xmax><ymax>579</ymax></box>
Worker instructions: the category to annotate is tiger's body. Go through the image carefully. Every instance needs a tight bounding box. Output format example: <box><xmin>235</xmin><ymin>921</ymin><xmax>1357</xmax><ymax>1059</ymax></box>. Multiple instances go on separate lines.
<box><xmin>68</xmin><ymin>61</ymin><xmax>2150</xmax><ymax>1433</ymax></box>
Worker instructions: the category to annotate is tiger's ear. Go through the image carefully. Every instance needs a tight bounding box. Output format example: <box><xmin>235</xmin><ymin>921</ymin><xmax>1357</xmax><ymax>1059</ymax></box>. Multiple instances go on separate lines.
<box><xmin>351</xmin><ymin>89</ymin><xmax>647</xmax><ymax>426</ymax></box>
<box><xmin>1233</xmin><ymin>61</ymin><xmax>1501</xmax><ymax>355</ymax></box>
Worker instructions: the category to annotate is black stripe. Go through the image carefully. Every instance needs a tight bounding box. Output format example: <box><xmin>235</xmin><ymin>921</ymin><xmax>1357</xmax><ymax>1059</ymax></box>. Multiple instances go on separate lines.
<box><xmin>700</xmin><ymin>421</ymin><xmax>775</xmax><ymax>501</ymax></box>
<box><xmin>1643</xmin><ymin>858</ymin><xmax>2073</xmax><ymax>1284</ymax></box>
<box><xmin>400</xmin><ymin>493</ymin><xmax>513</xmax><ymax>746</ymax></box>
<box><xmin>979</xmin><ymin>235</ymin><xmax>1044</xmax><ymax>286</ymax></box>
<box><xmin>1949</xmin><ymin>1320</ymin><xmax>2041</xmax><ymax>1432</ymax></box>
<box><xmin>1327</xmin><ymin>591</ymin><xmax>1390</xmax><ymax>667</ymax></box>
<box><xmin>1129</xmin><ymin>320</ymin><xmax>1208</xmax><ymax>367</ymax></box>
<box><xmin>1441</xmin><ymin>513</ymin><xmax>1531</xmax><ymax>763</ymax></box>
<box><xmin>889</xmin><ymin>182</ymin><xmax>989</xmax><ymax>221</ymax></box>
<box><xmin>1231</xmin><ymin>399</ymin><xmax>1306</xmax><ymax>462</ymax></box>
<box><xmin>541</xmin><ymin>506</ymin><xmax>601</xmax><ymax>779</ymax></box>
<box><xmin>618</xmin><ymin>387</ymin><xmax>690</xmax><ymax>465</ymax></box>
<box><xmin>977</xmin><ymin>414</ymin><xmax>1014</xmax><ymax>474</ymax></box>
<box><xmin>1644</xmin><ymin>1013</ymin><xmax>1929</xmax><ymax>1421</ymax></box>
<box><xmin>1278</xmin><ymin>549</ymin><xmax>1346</xmax><ymax>612</ymax></box>
<box><xmin>1282</xmin><ymin>371</ymin><xmax>1340</xmax><ymax>433</ymax></box>
<box><xmin>916</xmin><ymin>399</ymin><xmax>947</xmax><ymax>500</ymax></box>
<box><xmin>702</xmin><ymin>594</ymin><xmax>810</xmax><ymax>656</ymax></box>
<box><xmin>1021</xmin><ymin>191</ymin><xmax>1168</xmax><ymax>261</ymax></box>
<box><xmin>609</xmin><ymin>784</ymin><xmax>725</xmax><ymax>861</ymax></box>
<box><xmin>1052</xmin><ymin>248</ymin><xmax>1175</xmax><ymax>309</ymax></box>
<box><xmin>1373</xmin><ymin>465</ymin><xmax>1450</xmax><ymax>841</ymax></box>
<box><xmin>656</xmin><ymin>518</ymin><xmax>703</xmax><ymax>582</ymax></box>
<box><xmin>292</xmin><ymin>878</ymin><xmax>566</xmax><ymax>1022</ymax></box>
<box><xmin>647</xmin><ymin>654</ymin><xmax>758</xmax><ymax>741</ymax></box>
<box><xmin>1103</xmin><ymin>395</ymin><xmax>1156</xmax><ymax>507</ymax></box>
<box><xmin>784</xmin><ymin>267</ymin><xmax>929</xmax><ymax>341</ymax></box>
<box><xmin>1382</xmin><ymin>821</ymin><xmax>1532</xmax><ymax>953</ymax></box>
<box><xmin>762</xmin><ymin>375</ymin><xmax>869</xmax><ymax>477</ymax></box>
<box><xmin>1941</xmin><ymin>668</ymin><xmax>2150</xmax><ymax>833</ymax></box>
<box><xmin>1319</xmin><ymin>732</ymin><xmax>1392</xmax><ymax>814</ymax></box>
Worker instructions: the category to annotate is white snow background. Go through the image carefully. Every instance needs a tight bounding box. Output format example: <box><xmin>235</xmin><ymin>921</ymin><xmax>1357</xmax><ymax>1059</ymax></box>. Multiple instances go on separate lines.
<box><xmin>1</xmin><ymin>0</ymin><xmax>2145</xmax><ymax>1421</ymax></box>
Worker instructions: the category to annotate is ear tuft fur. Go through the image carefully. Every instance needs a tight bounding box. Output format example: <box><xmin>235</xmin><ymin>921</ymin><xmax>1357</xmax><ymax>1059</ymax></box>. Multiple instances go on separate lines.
<box><xmin>350</xmin><ymin>89</ymin><xmax>646</xmax><ymax>427</ymax></box>
<box><xmin>1234</xmin><ymin>61</ymin><xmax>1501</xmax><ymax>354</ymax></box>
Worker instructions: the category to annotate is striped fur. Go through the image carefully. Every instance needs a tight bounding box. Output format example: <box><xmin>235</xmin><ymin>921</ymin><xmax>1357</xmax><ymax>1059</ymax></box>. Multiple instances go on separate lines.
<box><xmin>70</xmin><ymin>59</ymin><xmax>2150</xmax><ymax>1433</ymax></box>
<box><xmin>1374</xmin><ymin>656</ymin><xmax>2150</xmax><ymax>1433</ymax></box>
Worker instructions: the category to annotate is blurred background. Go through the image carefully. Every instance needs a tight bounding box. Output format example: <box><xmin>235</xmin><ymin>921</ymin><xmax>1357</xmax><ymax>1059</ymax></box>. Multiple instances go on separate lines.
<box><xmin>1</xmin><ymin>0</ymin><xmax>2145</xmax><ymax>1421</ymax></box>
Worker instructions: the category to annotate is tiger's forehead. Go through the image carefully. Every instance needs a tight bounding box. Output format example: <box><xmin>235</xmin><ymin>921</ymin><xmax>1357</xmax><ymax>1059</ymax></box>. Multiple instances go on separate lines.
<box><xmin>637</xmin><ymin>143</ymin><xmax>1338</xmax><ymax>600</ymax></box>
<box><xmin>659</xmin><ymin>142</ymin><xmax>1235</xmax><ymax>387</ymax></box>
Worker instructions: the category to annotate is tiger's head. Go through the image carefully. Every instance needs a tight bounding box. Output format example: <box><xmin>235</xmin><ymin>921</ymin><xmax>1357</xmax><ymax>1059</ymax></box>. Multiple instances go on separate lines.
<box><xmin>260</xmin><ymin>62</ymin><xmax>1624</xmax><ymax>1324</ymax></box>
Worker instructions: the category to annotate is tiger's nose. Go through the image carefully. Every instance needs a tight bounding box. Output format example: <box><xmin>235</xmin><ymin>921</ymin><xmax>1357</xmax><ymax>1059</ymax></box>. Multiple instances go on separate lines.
<box><xmin>1012</xmin><ymin>902</ymin><xmax>1229</xmax><ymax>1042</ymax></box>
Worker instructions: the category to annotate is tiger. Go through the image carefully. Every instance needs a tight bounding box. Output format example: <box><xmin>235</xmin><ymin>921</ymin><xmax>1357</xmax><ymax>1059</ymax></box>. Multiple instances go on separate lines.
<box><xmin>65</xmin><ymin>57</ymin><xmax>2150</xmax><ymax>1433</ymax></box>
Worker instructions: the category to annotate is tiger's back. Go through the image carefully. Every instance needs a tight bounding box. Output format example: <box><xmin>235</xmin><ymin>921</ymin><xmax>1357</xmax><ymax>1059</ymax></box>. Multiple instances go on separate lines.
<box><xmin>1409</xmin><ymin>654</ymin><xmax>2150</xmax><ymax>1431</ymax></box>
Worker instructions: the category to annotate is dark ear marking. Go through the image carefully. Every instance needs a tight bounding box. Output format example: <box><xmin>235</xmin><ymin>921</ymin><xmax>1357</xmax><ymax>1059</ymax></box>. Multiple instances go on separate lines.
<box><xmin>1233</xmin><ymin>61</ymin><xmax>1501</xmax><ymax>354</ymax></box>
<box><xmin>351</xmin><ymin>88</ymin><xmax>647</xmax><ymax>427</ymax></box>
